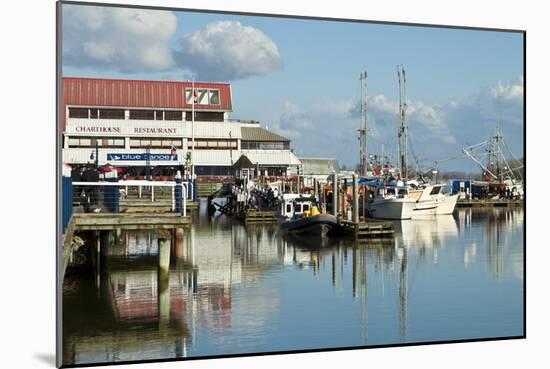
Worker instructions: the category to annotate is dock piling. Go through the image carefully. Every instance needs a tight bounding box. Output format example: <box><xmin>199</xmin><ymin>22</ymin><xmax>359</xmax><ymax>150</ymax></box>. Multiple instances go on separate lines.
<box><xmin>353</xmin><ymin>174</ymin><xmax>359</xmax><ymax>224</ymax></box>
<box><xmin>332</xmin><ymin>173</ymin><xmax>338</xmax><ymax>216</ymax></box>
<box><xmin>158</xmin><ymin>230</ymin><xmax>171</xmax><ymax>278</ymax></box>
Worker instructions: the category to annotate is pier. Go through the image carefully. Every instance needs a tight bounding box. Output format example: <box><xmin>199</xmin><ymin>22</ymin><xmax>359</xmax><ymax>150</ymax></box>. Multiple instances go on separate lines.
<box><xmin>61</xmin><ymin>175</ymin><xmax>193</xmax><ymax>280</ymax></box>
<box><xmin>240</xmin><ymin>209</ymin><xmax>278</xmax><ymax>224</ymax></box>
<box><xmin>339</xmin><ymin>219</ymin><xmax>395</xmax><ymax>238</ymax></box>
<box><xmin>120</xmin><ymin>199</ymin><xmax>199</xmax><ymax>213</ymax></box>
<box><xmin>332</xmin><ymin>173</ymin><xmax>395</xmax><ymax>239</ymax></box>
<box><xmin>73</xmin><ymin>213</ymin><xmax>191</xmax><ymax>230</ymax></box>
<box><xmin>456</xmin><ymin>199</ymin><xmax>523</xmax><ymax>208</ymax></box>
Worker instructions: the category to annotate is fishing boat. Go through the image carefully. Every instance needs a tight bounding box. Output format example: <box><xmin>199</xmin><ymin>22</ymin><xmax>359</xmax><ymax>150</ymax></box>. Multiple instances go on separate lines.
<box><xmin>278</xmin><ymin>194</ymin><xmax>339</xmax><ymax>236</ymax></box>
<box><xmin>366</xmin><ymin>185</ymin><xmax>417</xmax><ymax>220</ymax></box>
<box><xmin>408</xmin><ymin>183</ymin><xmax>459</xmax><ymax>216</ymax></box>
<box><xmin>462</xmin><ymin>126</ymin><xmax>524</xmax><ymax>200</ymax></box>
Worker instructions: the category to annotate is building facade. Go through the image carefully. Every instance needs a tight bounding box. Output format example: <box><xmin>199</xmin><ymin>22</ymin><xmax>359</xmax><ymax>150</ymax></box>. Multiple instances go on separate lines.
<box><xmin>61</xmin><ymin>77</ymin><xmax>300</xmax><ymax>179</ymax></box>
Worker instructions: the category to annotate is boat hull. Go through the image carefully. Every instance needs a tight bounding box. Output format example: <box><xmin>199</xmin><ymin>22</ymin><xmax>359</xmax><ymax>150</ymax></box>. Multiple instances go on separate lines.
<box><xmin>367</xmin><ymin>199</ymin><xmax>416</xmax><ymax>220</ymax></box>
<box><xmin>412</xmin><ymin>185</ymin><xmax>459</xmax><ymax>217</ymax></box>
<box><xmin>436</xmin><ymin>194</ymin><xmax>459</xmax><ymax>215</ymax></box>
<box><xmin>280</xmin><ymin>214</ymin><xmax>338</xmax><ymax>236</ymax></box>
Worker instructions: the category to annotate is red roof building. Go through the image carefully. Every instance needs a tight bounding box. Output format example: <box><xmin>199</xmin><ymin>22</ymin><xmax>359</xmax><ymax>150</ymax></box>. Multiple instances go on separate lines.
<box><xmin>62</xmin><ymin>77</ymin><xmax>232</xmax><ymax>130</ymax></box>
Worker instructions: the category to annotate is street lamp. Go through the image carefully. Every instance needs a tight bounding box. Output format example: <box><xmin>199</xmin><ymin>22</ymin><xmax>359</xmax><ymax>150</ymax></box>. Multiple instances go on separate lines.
<box><xmin>89</xmin><ymin>140</ymin><xmax>99</xmax><ymax>168</ymax></box>
<box><xmin>183</xmin><ymin>73</ymin><xmax>196</xmax><ymax>181</ymax></box>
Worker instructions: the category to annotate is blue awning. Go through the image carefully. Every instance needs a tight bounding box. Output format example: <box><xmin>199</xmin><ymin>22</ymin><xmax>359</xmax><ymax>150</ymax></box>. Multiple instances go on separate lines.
<box><xmin>358</xmin><ymin>178</ymin><xmax>382</xmax><ymax>187</ymax></box>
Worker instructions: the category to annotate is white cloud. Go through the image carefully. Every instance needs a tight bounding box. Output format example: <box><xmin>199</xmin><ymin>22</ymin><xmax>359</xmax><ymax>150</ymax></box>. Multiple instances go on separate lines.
<box><xmin>269</xmin><ymin>101</ymin><xmax>313</xmax><ymax>139</ymax></box>
<box><xmin>63</xmin><ymin>5</ymin><xmax>177</xmax><ymax>72</ymax></box>
<box><xmin>266</xmin><ymin>76</ymin><xmax>523</xmax><ymax>169</ymax></box>
<box><xmin>490</xmin><ymin>76</ymin><xmax>524</xmax><ymax>100</ymax></box>
<box><xmin>175</xmin><ymin>21</ymin><xmax>282</xmax><ymax>81</ymax></box>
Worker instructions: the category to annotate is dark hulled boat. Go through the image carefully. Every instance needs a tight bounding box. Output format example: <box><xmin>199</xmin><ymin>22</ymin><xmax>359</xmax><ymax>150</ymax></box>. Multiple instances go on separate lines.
<box><xmin>280</xmin><ymin>213</ymin><xmax>339</xmax><ymax>236</ymax></box>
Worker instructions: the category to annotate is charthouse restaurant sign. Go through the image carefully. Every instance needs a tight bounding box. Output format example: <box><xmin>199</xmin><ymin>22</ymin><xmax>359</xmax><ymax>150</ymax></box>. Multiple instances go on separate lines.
<box><xmin>67</xmin><ymin>122</ymin><xmax>182</xmax><ymax>136</ymax></box>
<box><xmin>74</xmin><ymin>126</ymin><xmax>120</xmax><ymax>133</ymax></box>
<box><xmin>133</xmin><ymin>127</ymin><xmax>177</xmax><ymax>134</ymax></box>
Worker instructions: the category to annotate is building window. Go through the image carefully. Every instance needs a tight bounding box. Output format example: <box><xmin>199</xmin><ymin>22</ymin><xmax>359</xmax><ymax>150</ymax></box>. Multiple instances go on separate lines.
<box><xmin>67</xmin><ymin>137</ymin><xmax>124</xmax><ymax>148</ymax></box>
<box><xmin>68</xmin><ymin>108</ymin><xmax>89</xmax><ymax>118</ymax></box>
<box><xmin>242</xmin><ymin>141</ymin><xmax>286</xmax><ymax>150</ymax></box>
<box><xmin>197</xmin><ymin>89</ymin><xmax>208</xmax><ymax>104</ymax></box>
<box><xmin>164</xmin><ymin>111</ymin><xmax>183</xmax><ymax>120</ymax></box>
<box><xmin>185</xmin><ymin>111</ymin><xmax>224</xmax><ymax>122</ymax></box>
<box><xmin>155</xmin><ymin>110</ymin><xmax>164</xmax><ymax>120</ymax></box>
<box><xmin>185</xmin><ymin>88</ymin><xmax>195</xmax><ymax>104</ymax></box>
<box><xmin>90</xmin><ymin>109</ymin><xmax>98</xmax><ymax>119</ymax></box>
<box><xmin>188</xmin><ymin>139</ymin><xmax>237</xmax><ymax>150</ymax></box>
<box><xmin>129</xmin><ymin>138</ymin><xmax>183</xmax><ymax>149</ymax></box>
<box><xmin>186</xmin><ymin>88</ymin><xmax>220</xmax><ymax>105</ymax></box>
<box><xmin>259</xmin><ymin>142</ymin><xmax>285</xmax><ymax>150</ymax></box>
<box><xmin>99</xmin><ymin>109</ymin><xmax>125</xmax><ymax>119</ymax></box>
<box><xmin>129</xmin><ymin>110</ymin><xmax>155</xmax><ymax>120</ymax></box>
<box><xmin>209</xmin><ymin>89</ymin><xmax>220</xmax><ymax>105</ymax></box>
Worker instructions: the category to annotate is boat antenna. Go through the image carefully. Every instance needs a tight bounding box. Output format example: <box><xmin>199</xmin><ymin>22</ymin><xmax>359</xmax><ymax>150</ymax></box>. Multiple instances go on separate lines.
<box><xmin>359</xmin><ymin>71</ymin><xmax>368</xmax><ymax>177</ymax></box>
<box><xmin>397</xmin><ymin>65</ymin><xmax>408</xmax><ymax>179</ymax></box>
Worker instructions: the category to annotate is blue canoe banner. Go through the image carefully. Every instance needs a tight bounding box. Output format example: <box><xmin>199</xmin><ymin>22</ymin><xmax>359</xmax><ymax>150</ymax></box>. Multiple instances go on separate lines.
<box><xmin>106</xmin><ymin>153</ymin><xmax>178</xmax><ymax>161</ymax></box>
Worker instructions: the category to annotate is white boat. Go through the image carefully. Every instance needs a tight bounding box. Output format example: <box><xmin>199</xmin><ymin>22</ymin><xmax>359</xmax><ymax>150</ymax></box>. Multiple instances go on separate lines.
<box><xmin>408</xmin><ymin>184</ymin><xmax>459</xmax><ymax>216</ymax></box>
<box><xmin>366</xmin><ymin>186</ymin><xmax>417</xmax><ymax>220</ymax></box>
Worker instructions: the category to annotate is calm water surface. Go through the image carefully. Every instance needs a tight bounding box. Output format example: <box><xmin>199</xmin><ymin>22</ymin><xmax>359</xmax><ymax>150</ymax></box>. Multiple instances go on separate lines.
<box><xmin>62</xmin><ymin>207</ymin><xmax>524</xmax><ymax>365</ymax></box>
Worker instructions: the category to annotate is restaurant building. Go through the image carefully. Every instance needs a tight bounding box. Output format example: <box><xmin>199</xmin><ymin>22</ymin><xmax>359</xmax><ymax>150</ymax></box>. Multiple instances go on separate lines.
<box><xmin>61</xmin><ymin>77</ymin><xmax>300</xmax><ymax>179</ymax></box>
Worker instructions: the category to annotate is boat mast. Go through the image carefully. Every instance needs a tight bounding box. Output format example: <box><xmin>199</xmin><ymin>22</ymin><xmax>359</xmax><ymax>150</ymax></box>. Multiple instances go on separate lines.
<box><xmin>487</xmin><ymin>125</ymin><xmax>503</xmax><ymax>182</ymax></box>
<box><xmin>359</xmin><ymin>71</ymin><xmax>368</xmax><ymax>177</ymax></box>
<box><xmin>397</xmin><ymin>65</ymin><xmax>408</xmax><ymax>179</ymax></box>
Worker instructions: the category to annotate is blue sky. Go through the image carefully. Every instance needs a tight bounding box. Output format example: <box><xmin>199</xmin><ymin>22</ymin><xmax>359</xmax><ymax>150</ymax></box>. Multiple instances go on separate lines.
<box><xmin>62</xmin><ymin>4</ymin><xmax>524</xmax><ymax>172</ymax></box>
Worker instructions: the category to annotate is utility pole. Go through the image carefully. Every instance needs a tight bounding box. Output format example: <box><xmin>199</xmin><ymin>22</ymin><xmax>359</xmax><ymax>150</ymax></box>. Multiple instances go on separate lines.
<box><xmin>359</xmin><ymin>71</ymin><xmax>368</xmax><ymax>177</ymax></box>
<box><xmin>397</xmin><ymin>65</ymin><xmax>408</xmax><ymax>179</ymax></box>
<box><xmin>191</xmin><ymin>78</ymin><xmax>196</xmax><ymax>180</ymax></box>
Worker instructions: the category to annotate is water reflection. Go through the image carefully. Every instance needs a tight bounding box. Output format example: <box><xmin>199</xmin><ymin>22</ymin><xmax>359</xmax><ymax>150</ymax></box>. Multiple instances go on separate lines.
<box><xmin>63</xmin><ymin>208</ymin><xmax>524</xmax><ymax>365</ymax></box>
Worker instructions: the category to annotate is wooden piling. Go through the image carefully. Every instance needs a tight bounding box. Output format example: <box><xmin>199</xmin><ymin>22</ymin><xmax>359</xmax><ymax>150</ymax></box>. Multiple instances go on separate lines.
<box><xmin>332</xmin><ymin>173</ymin><xmax>338</xmax><ymax>216</ymax></box>
<box><xmin>158</xmin><ymin>230</ymin><xmax>171</xmax><ymax>278</ymax></box>
<box><xmin>353</xmin><ymin>174</ymin><xmax>359</xmax><ymax>224</ymax></box>
<box><xmin>173</xmin><ymin>228</ymin><xmax>185</xmax><ymax>260</ymax></box>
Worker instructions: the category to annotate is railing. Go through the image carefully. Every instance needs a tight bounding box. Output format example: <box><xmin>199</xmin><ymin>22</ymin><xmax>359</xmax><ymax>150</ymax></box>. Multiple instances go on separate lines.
<box><xmin>72</xmin><ymin>180</ymin><xmax>188</xmax><ymax>216</ymax></box>
<box><xmin>227</xmin><ymin>118</ymin><xmax>260</xmax><ymax>124</ymax></box>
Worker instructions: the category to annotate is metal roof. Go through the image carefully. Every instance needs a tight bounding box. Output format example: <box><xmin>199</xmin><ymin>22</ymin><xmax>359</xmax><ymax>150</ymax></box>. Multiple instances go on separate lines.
<box><xmin>62</xmin><ymin>77</ymin><xmax>232</xmax><ymax>129</ymax></box>
<box><xmin>239</xmin><ymin>150</ymin><xmax>301</xmax><ymax>166</ymax></box>
<box><xmin>241</xmin><ymin>127</ymin><xmax>290</xmax><ymax>142</ymax></box>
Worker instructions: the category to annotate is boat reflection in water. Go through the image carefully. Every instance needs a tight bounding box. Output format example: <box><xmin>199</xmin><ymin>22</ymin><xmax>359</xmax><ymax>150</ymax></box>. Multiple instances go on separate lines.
<box><xmin>62</xmin><ymin>208</ymin><xmax>524</xmax><ymax>366</ymax></box>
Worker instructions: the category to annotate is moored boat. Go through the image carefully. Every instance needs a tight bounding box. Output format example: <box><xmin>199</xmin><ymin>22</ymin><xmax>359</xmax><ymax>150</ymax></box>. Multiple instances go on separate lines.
<box><xmin>409</xmin><ymin>183</ymin><xmax>459</xmax><ymax>216</ymax></box>
<box><xmin>278</xmin><ymin>194</ymin><xmax>339</xmax><ymax>236</ymax></box>
<box><xmin>366</xmin><ymin>185</ymin><xmax>416</xmax><ymax>220</ymax></box>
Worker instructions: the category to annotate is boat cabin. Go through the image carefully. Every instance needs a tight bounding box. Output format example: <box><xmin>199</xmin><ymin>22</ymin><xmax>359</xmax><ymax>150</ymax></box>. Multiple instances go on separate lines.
<box><xmin>278</xmin><ymin>194</ymin><xmax>315</xmax><ymax>219</ymax></box>
<box><xmin>375</xmin><ymin>186</ymin><xmax>410</xmax><ymax>199</ymax></box>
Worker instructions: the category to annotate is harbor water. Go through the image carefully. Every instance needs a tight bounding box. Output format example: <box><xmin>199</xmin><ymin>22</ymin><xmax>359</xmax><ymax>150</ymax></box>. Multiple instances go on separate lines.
<box><xmin>62</xmin><ymin>207</ymin><xmax>524</xmax><ymax>365</ymax></box>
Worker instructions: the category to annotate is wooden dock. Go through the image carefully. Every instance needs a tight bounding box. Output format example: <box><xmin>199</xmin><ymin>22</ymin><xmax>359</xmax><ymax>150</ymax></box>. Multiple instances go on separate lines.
<box><xmin>240</xmin><ymin>209</ymin><xmax>278</xmax><ymax>224</ymax></box>
<box><xmin>456</xmin><ymin>199</ymin><xmax>523</xmax><ymax>208</ymax></box>
<box><xmin>339</xmin><ymin>219</ymin><xmax>395</xmax><ymax>238</ymax></box>
<box><xmin>120</xmin><ymin>199</ymin><xmax>199</xmax><ymax>213</ymax></box>
<box><xmin>73</xmin><ymin>213</ymin><xmax>191</xmax><ymax>230</ymax></box>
